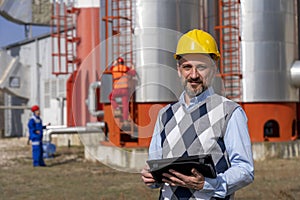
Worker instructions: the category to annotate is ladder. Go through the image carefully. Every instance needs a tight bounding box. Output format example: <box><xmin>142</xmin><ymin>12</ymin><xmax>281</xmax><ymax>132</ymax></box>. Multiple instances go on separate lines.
<box><xmin>51</xmin><ymin>0</ymin><xmax>80</xmax><ymax>76</ymax></box>
<box><xmin>111</xmin><ymin>0</ymin><xmax>133</xmax><ymax>67</ymax></box>
<box><xmin>103</xmin><ymin>0</ymin><xmax>137</xmax><ymax>143</ymax></box>
<box><xmin>216</xmin><ymin>0</ymin><xmax>242</xmax><ymax>101</ymax></box>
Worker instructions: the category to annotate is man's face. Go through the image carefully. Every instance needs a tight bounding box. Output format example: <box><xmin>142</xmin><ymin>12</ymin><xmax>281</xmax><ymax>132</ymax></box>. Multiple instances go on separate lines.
<box><xmin>177</xmin><ymin>54</ymin><xmax>216</xmax><ymax>98</ymax></box>
<box><xmin>34</xmin><ymin>110</ymin><xmax>40</xmax><ymax>116</ymax></box>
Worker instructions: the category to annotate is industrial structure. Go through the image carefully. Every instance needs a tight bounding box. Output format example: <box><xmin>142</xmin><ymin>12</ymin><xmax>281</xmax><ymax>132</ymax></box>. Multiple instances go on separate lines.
<box><xmin>0</xmin><ymin>0</ymin><xmax>300</xmax><ymax>169</ymax></box>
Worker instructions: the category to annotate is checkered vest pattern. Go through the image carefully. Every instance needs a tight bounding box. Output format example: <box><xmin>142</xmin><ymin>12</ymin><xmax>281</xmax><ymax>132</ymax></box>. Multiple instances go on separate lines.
<box><xmin>159</xmin><ymin>94</ymin><xmax>239</xmax><ymax>200</ymax></box>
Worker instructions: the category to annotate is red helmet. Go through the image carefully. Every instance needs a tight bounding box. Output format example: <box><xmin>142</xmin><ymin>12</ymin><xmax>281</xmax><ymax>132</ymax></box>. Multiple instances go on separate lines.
<box><xmin>117</xmin><ymin>57</ymin><xmax>124</xmax><ymax>65</ymax></box>
<box><xmin>31</xmin><ymin>105</ymin><xmax>40</xmax><ymax>112</ymax></box>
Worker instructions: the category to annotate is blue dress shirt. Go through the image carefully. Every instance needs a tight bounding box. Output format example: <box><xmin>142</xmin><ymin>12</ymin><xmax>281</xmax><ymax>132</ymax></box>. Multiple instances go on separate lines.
<box><xmin>148</xmin><ymin>87</ymin><xmax>254</xmax><ymax>198</ymax></box>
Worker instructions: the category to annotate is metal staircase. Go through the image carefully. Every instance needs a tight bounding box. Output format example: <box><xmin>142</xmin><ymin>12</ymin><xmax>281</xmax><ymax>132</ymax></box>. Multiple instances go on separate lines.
<box><xmin>216</xmin><ymin>0</ymin><xmax>242</xmax><ymax>101</ymax></box>
<box><xmin>103</xmin><ymin>0</ymin><xmax>137</xmax><ymax>145</ymax></box>
<box><xmin>51</xmin><ymin>1</ymin><xmax>80</xmax><ymax>76</ymax></box>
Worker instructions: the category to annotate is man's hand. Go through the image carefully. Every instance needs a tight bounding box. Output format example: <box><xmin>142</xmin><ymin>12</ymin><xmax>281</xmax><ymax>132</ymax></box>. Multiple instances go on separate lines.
<box><xmin>162</xmin><ymin>168</ymin><xmax>205</xmax><ymax>190</ymax></box>
<box><xmin>35</xmin><ymin>130</ymin><xmax>41</xmax><ymax>134</ymax></box>
<box><xmin>141</xmin><ymin>165</ymin><xmax>156</xmax><ymax>186</ymax></box>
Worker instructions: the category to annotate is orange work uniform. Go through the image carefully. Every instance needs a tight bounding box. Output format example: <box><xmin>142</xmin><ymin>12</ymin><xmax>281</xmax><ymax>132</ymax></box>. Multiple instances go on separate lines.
<box><xmin>109</xmin><ymin>64</ymin><xmax>136</xmax><ymax>121</ymax></box>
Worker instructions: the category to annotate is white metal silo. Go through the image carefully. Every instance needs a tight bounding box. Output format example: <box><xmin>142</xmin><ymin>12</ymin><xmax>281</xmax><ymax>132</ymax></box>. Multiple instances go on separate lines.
<box><xmin>239</xmin><ymin>0</ymin><xmax>298</xmax><ymax>141</ymax></box>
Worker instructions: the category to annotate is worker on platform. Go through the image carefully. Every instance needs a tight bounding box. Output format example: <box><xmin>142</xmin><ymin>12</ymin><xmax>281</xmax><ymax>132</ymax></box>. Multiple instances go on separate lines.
<box><xmin>109</xmin><ymin>57</ymin><xmax>136</xmax><ymax>126</ymax></box>
<box><xmin>141</xmin><ymin>29</ymin><xmax>254</xmax><ymax>199</ymax></box>
<box><xmin>28</xmin><ymin>105</ymin><xmax>49</xmax><ymax>167</ymax></box>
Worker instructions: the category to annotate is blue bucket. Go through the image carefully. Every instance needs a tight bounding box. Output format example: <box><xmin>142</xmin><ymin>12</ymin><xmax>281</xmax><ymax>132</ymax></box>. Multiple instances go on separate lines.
<box><xmin>43</xmin><ymin>142</ymin><xmax>56</xmax><ymax>158</ymax></box>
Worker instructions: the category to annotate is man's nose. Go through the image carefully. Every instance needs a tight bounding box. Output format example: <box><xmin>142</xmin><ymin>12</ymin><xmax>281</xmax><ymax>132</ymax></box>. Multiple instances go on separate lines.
<box><xmin>190</xmin><ymin>67</ymin><xmax>199</xmax><ymax>78</ymax></box>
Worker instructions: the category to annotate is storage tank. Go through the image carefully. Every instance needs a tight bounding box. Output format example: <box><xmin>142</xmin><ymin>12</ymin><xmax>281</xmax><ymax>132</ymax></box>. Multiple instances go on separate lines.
<box><xmin>66</xmin><ymin>0</ymin><xmax>101</xmax><ymax>127</ymax></box>
<box><xmin>133</xmin><ymin>0</ymin><xmax>208</xmax><ymax>102</ymax></box>
<box><xmin>132</xmin><ymin>0</ymin><xmax>217</xmax><ymax>102</ymax></box>
<box><xmin>240</xmin><ymin>0</ymin><xmax>299</xmax><ymax>141</ymax></box>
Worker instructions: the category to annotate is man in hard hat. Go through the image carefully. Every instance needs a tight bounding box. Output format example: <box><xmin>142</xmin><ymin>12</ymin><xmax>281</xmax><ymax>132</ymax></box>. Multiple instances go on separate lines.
<box><xmin>141</xmin><ymin>29</ymin><xmax>254</xmax><ymax>199</ymax></box>
<box><xmin>110</xmin><ymin>57</ymin><xmax>136</xmax><ymax>126</ymax></box>
<box><xmin>28</xmin><ymin>105</ymin><xmax>49</xmax><ymax>167</ymax></box>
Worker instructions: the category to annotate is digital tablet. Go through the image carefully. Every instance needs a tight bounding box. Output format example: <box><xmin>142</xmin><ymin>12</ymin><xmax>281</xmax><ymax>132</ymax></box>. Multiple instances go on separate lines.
<box><xmin>146</xmin><ymin>154</ymin><xmax>216</xmax><ymax>183</ymax></box>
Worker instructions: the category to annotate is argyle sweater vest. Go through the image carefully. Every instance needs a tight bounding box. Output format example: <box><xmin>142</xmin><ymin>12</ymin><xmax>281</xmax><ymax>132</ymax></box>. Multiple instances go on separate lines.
<box><xmin>159</xmin><ymin>94</ymin><xmax>239</xmax><ymax>200</ymax></box>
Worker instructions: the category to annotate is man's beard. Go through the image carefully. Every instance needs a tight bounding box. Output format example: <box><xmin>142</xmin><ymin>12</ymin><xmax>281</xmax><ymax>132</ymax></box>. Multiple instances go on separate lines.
<box><xmin>182</xmin><ymin>77</ymin><xmax>208</xmax><ymax>98</ymax></box>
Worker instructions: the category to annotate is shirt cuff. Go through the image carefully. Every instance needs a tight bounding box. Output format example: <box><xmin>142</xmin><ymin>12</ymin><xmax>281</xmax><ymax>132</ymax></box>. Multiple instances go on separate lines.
<box><xmin>202</xmin><ymin>177</ymin><xmax>227</xmax><ymax>198</ymax></box>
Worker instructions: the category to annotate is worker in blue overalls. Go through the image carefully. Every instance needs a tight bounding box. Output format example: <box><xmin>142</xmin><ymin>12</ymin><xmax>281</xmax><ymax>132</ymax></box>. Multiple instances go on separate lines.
<box><xmin>28</xmin><ymin>105</ymin><xmax>49</xmax><ymax>167</ymax></box>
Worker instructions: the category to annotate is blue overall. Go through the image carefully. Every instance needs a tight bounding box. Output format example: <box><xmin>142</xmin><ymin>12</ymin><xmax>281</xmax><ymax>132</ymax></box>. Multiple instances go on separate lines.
<box><xmin>28</xmin><ymin>115</ymin><xmax>46</xmax><ymax>167</ymax></box>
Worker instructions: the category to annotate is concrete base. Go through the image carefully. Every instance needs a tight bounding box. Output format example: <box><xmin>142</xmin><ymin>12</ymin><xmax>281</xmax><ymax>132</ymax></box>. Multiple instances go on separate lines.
<box><xmin>252</xmin><ymin>140</ymin><xmax>300</xmax><ymax>161</ymax></box>
<box><xmin>83</xmin><ymin>135</ymin><xmax>300</xmax><ymax>171</ymax></box>
<box><xmin>50</xmin><ymin>134</ymin><xmax>82</xmax><ymax>147</ymax></box>
<box><xmin>85</xmin><ymin>145</ymin><xmax>148</xmax><ymax>173</ymax></box>
<box><xmin>79</xmin><ymin>131</ymin><xmax>149</xmax><ymax>172</ymax></box>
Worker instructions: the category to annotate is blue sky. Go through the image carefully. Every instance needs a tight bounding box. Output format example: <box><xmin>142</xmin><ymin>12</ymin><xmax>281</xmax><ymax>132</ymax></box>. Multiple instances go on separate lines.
<box><xmin>0</xmin><ymin>15</ymin><xmax>50</xmax><ymax>48</ymax></box>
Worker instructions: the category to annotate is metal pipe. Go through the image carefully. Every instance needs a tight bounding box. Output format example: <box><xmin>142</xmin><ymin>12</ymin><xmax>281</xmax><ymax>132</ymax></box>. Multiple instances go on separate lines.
<box><xmin>44</xmin><ymin>122</ymin><xmax>105</xmax><ymax>142</ymax></box>
<box><xmin>56</xmin><ymin>97</ymin><xmax>66</xmax><ymax>125</ymax></box>
<box><xmin>86</xmin><ymin>81</ymin><xmax>104</xmax><ymax>117</ymax></box>
<box><xmin>35</xmin><ymin>39</ymin><xmax>41</xmax><ymax>105</ymax></box>
<box><xmin>0</xmin><ymin>106</ymin><xmax>30</xmax><ymax>110</ymax></box>
<box><xmin>290</xmin><ymin>61</ymin><xmax>300</xmax><ymax>87</ymax></box>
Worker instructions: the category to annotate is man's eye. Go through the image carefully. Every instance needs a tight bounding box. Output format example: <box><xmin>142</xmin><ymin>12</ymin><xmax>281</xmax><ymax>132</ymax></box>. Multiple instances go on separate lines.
<box><xmin>196</xmin><ymin>65</ymin><xmax>207</xmax><ymax>71</ymax></box>
<box><xmin>182</xmin><ymin>65</ymin><xmax>192</xmax><ymax>70</ymax></box>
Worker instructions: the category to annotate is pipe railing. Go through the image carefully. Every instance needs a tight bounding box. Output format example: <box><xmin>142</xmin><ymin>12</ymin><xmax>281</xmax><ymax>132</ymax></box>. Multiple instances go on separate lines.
<box><xmin>44</xmin><ymin>122</ymin><xmax>105</xmax><ymax>142</ymax></box>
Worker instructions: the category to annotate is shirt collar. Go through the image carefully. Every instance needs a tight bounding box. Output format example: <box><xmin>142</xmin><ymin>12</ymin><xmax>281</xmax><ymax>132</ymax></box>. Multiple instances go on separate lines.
<box><xmin>179</xmin><ymin>87</ymin><xmax>215</xmax><ymax>109</ymax></box>
<box><xmin>32</xmin><ymin>114</ymin><xmax>40</xmax><ymax>119</ymax></box>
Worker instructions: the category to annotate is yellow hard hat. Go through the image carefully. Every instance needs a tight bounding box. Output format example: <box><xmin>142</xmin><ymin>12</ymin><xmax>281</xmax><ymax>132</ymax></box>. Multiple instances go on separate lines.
<box><xmin>174</xmin><ymin>29</ymin><xmax>220</xmax><ymax>61</ymax></box>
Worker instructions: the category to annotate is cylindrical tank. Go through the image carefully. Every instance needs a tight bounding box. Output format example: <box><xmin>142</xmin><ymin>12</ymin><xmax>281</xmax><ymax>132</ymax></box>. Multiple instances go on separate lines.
<box><xmin>134</xmin><ymin>0</ymin><xmax>203</xmax><ymax>102</ymax></box>
<box><xmin>240</xmin><ymin>0</ymin><xmax>299</xmax><ymax>141</ymax></box>
<box><xmin>68</xmin><ymin>0</ymin><xmax>101</xmax><ymax>126</ymax></box>
<box><xmin>241</xmin><ymin>0</ymin><xmax>298</xmax><ymax>102</ymax></box>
